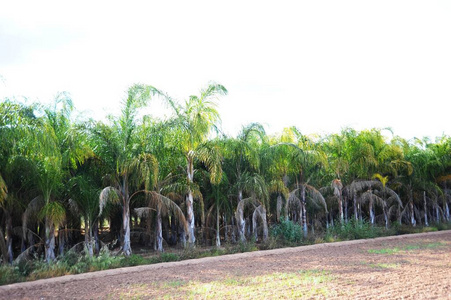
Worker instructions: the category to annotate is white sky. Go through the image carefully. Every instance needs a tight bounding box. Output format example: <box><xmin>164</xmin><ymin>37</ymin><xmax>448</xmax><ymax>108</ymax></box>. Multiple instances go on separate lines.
<box><xmin>1</xmin><ymin>1</ymin><xmax>450</xmax><ymax>140</ymax></box>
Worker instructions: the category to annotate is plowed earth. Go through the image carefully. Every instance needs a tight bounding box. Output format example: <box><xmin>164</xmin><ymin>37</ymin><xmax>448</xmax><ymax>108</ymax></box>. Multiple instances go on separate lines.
<box><xmin>1</xmin><ymin>231</ymin><xmax>450</xmax><ymax>299</ymax></box>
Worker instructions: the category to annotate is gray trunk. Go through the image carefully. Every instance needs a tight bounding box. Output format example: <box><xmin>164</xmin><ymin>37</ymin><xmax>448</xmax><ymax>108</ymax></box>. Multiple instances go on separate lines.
<box><xmin>410</xmin><ymin>201</ymin><xmax>416</xmax><ymax>227</ymax></box>
<box><xmin>424</xmin><ymin>191</ymin><xmax>429</xmax><ymax>227</ymax></box>
<box><xmin>215</xmin><ymin>204</ymin><xmax>221</xmax><ymax>247</ymax></box>
<box><xmin>276</xmin><ymin>194</ymin><xmax>282</xmax><ymax>222</ymax></box>
<box><xmin>383</xmin><ymin>205</ymin><xmax>389</xmax><ymax>229</ymax></box>
<box><xmin>85</xmin><ymin>221</ymin><xmax>94</xmax><ymax>258</ymax></box>
<box><xmin>45</xmin><ymin>217</ymin><xmax>56</xmax><ymax>263</ymax></box>
<box><xmin>301</xmin><ymin>187</ymin><xmax>307</xmax><ymax>237</ymax></box>
<box><xmin>445</xmin><ymin>202</ymin><xmax>450</xmax><ymax>222</ymax></box>
<box><xmin>122</xmin><ymin>204</ymin><xmax>132</xmax><ymax>256</ymax></box>
<box><xmin>236</xmin><ymin>191</ymin><xmax>246</xmax><ymax>242</ymax></box>
<box><xmin>155</xmin><ymin>203</ymin><xmax>163</xmax><ymax>252</ymax></box>
<box><xmin>231</xmin><ymin>215</ymin><xmax>236</xmax><ymax>243</ymax></box>
<box><xmin>6</xmin><ymin>214</ymin><xmax>13</xmax><ymax>264</ymax></box>
<box><xmin>353</xmin><ymin>193</ymin><xmax>358</xmax><ymax>221</ymax></box>
<box><xmin>186</xmin><ymin>191</ymin><xmax>196</xmax><ymax>246</ymax></box>
<box><xmin>369</xmin><ymin>197</ymin><xmax>375</xmax><ymax>225</ymax></box>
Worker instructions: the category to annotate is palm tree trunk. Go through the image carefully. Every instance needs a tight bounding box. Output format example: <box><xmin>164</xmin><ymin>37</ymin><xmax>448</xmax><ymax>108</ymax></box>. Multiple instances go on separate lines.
<box><xmin>93</xmin><ymin>220</ymin><xmax>100</xmax><ymax>255</ymax></box>
<box><xmin>186</xmin><ymin>191</ymin><xmax>196</xmax><ymax>246</ymax></box>
<box><xmin>369</xmin><ymin>196</ymin><xmax>375</xmax><ymax>225</ymax></box>
<box><xmin>186</xmin><ymin>158</ymin><xmax>196</xmax><ymax>246</ymax></box>
<box><xmin>276</xmin><ymin>194</ymin><xmax>282</xmax><ymax>222</ymax></box>
<box><xmin>435</xmin><ymin>203</ymin><xmax>440</xmax><ymax>224</ymax></box>
<box><xmin>156</xmin><ymin>203</ymin><xmax>163</xmax><ymax>252</ymax></box>
<box><xmin>200</xmin><ymin>196</ymin><xmax>205</xmax><ymax>244</ymax></box>
<box><xmin>5</xmin><ymin>213</ymin><xmax>13</xmax><ymax>264</ymax></box>
<box><xmin>444</xmin><ymin>202</ymin><xmax>450</xmax><ymax>222</ymax></box>
<box><xmin>338</xmin><ymin>194</ymin><xmax>344</xmax><ymax>224</ymax></box>
<box><xmin>424</xmin><ymin>191</ymin><xmax>429</xmax><ymax>227</ymax></box>
<box><xmin>383</xmin><ymin>205</ymin><xmax>389</xmax><ymax>229</ymax></box>
<box><xmin>45</xmin><ymin>217</ymin><xmax>56</xmax><ymax>263</ymax></box>
<box><xmin>122</xmin><ymin>202</ymin><xmax>132</xmax><ymax>256</ymax></box>
<box><xmin>236</xmin><ymin>191</ymin><xmax>246</xmax><ymax>242</ymax></box>
<box><xmin>215</xmin><ymin>204</ymin><xmax>221</xmax><ymax>247</ymax></box>
<box><xmin>231</xmin><ymin>214</ymin><xmax>236</xmax><ymax>243</ymax></box>
<box><xmin>301</xmin><ymin>186</ymin><xmax>308</xmax><ymax>237</ymax></box>
<box><xmin>85</xmin><ymin>220</ymin><xmax>94</xmax><ymax>258</ymax></box>
<box><xmin>344</xmin><ymin>194</ymin><xmax>348</xmax><ymax>223</ymax></box>
<box><xmin>353</xmin><ymin>193</ymin><xmax>358</xmax><ymax>221</ymax></box>
<box><xmin>409</xmin><ymin>201</ymin><xmax>416</xmax><ymax>227</ymax></box>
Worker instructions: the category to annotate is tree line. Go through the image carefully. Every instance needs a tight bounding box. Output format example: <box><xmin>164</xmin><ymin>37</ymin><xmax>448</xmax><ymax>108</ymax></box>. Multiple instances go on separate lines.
<box><xmin>1</xmin><ymin>82</ymin><xmax>450</xmax><ymax>264</ymax></box>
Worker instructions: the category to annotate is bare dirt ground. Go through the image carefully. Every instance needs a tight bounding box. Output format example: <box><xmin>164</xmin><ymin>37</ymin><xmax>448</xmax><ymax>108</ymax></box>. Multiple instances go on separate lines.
<box><xmin>1</xmin><ymin>230</ymin><xmax>450</xmax><ymax>299</ymax></box>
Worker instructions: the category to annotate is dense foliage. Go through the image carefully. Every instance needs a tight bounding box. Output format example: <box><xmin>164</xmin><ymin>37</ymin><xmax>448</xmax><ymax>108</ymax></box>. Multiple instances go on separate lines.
<box><xmin>1</xmin><ymin>83</ymin><xmax>450</xmax><ymax>271</ymax></box>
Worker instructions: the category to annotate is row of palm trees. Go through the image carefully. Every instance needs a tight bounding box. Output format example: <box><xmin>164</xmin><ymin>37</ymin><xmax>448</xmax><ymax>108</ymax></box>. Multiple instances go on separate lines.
<box><xmin>1</xmin><ymin>82</ymin><xmax>450</xmax><ymax>264</ymax></box>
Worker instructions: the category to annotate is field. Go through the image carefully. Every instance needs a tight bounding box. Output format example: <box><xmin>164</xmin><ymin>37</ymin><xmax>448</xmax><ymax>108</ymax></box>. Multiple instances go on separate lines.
<box><xmin>1</xmin><ymin>230</ymin><xmax>450</xmax><ymax>299</ymax></box>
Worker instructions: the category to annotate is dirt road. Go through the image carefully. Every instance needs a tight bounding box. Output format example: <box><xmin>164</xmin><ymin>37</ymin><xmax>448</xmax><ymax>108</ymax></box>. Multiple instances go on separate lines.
<box><xmin>1</xmin><ymin>230</ymin><xmax>450</xmax><ymax>299</ymax></box>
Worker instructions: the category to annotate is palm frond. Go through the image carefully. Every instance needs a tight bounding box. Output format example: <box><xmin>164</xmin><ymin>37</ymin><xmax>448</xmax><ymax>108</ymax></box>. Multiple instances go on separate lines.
<box><xmin>0</xmin><ymin>174</ymin><xmax>7</xmax><ymax>204</ymax></box>
<box><xmin>305</xmin><ymin>185</ymin><xmax>328</xmax><ymax>213</ymax></box>
<box><xmin>38</xmin><ymin>201</ymin><xmax>66</xmax><ymax>229</ymax></box>
<box><xmin>99</xmin><ymin>186</ymin><xmax>121</xmax><ymax>216</ymax></box>
<box><xmin>23</xmin><ymin>196</ymin><xmax>44</xmax><ymax>239</ymax></box>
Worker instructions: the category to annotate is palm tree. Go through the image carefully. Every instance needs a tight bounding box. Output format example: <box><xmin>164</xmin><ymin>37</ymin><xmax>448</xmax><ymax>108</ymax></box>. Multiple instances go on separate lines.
<box><xmin>164</xmin><ymin>83</ymin><xmax>227</xmax><ymax>246</ymax></box>
<box><xmin>95</xmin><ymin>84</ymin><xmax>161</xmax><ymax>256</ymax></box>
<box><xmin>68</xmin><ymin>175</ymin><xmax>100</xmax><ymax>257</ymax></box>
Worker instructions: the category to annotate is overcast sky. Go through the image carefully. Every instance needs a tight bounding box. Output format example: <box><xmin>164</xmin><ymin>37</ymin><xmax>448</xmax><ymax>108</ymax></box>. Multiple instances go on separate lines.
<box><xmin>1</xmin><ymin>1</ymin><xmax>450</xmax><ymax>140</ymax></box>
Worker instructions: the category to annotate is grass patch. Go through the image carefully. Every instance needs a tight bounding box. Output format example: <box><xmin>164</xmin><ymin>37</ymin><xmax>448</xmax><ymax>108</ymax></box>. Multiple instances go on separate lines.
<box><xmin>116</xmin><ymin>269</ymin><xmax>337</xmax><ymax>299</ymax></box>
<box><xmin>368</xmin><ymin>263</ymin><xmax>400</xmax><ymax>269</ymax></box>
<box><xmin>367</xmin><ymin>242</ymin><xmax>449</xmax><ymax>255</ymax></box>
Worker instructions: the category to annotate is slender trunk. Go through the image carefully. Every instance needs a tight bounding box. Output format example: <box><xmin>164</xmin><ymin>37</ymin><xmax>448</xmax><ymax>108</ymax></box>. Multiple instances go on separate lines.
<box><xmin>186</xmin><ymin>157</ymin><xmax>196</xmax><ymax>246</ymax></box>
<box><xmin>223</xmin><ymin>214</ymin><xmax>229</xmax><ymax>243</ymax></box>
<box><xmin>276</xmin><ymin>194</ymin><xmax>282</xmax><ymax>222</ymax></box>
<box><xmin>383</xmin><ymin>205</ymin><xmax>389</xmax><ymax>229</ymax></box>
<box><xmin>369</xmin><ymin>196</ymin><xmax>375</xmax><ymax>225</ymax></box>
<box><xmin>353</xmin><ymin>193</ymin><xmax>358</xmax><ymax>221</ymax></box>
<box><xmin>424</xmin><ymin>191</ymin><xmax>429</xmax><ymax>227</ymax></box>
<box><xmin>200</xmin><ymin>196</ymin><xmax>205</xmax><ymax>245</ymax></box>
<box><xmin>44</xmin><ymin>216</ymin><xmax>56</xmax><ymax>263</ymax></box>
<box><xmin>156</xmin><ymin>203</ymin><xmax>163</xmax><ymax>252</ymax></box>
<box><xmin>59</xmin><ymin>227</ymin><xmax>66</xmax><ymax>257</ymax></box>
<box><xmin>93</xmin><ymin>220</ymin><xmax>100</xmax><ymax>255</ymax></box>
<box><xmin>5</xmin><ymin>213</ymin><xmax>13</xmax><ymax>264</ymax></box>
<box><xmin>445</xmin><ymin>202</ymin><xmax>450</xmax><ymax>222</ymax></box>
<box><xmin>410</xmin><ymin>201</ymin><xmax>416</xmax><ymax>227</ymax></box>
<box><xmin>215</xmin><ymin>204</ymin><xmax>221</xmax><ymax>247</ymax></box>
<box><xmin>237</xmin><ymin>191</ymin><xmax>246</xmax><ymax>242</ymax></box>
<box><xmin>301</xmin><ymin>186</ymin><xmax>307</xmax><ymax>237</ymax></box>
<box><xmin>344</xmin><ymin>194</ymin><xmax>348</xmax><ymax>223</ymax></box>
<box><xmin>435</xmin><ymin>203</ymin><xmax>440</xmax><ymax>224</ymax></box>
<box><xmin>186</xmin><ymin>191</ymin><xmax>196</xmax><ymax>246</ymax></box>
<box><xmin>252</xmin><ymin>209</ymin><xmax>258</xmax><ymax>241</ymax></box>
<box><xmin>85</xmin><ymin>219</ymin><xmax>93</xmax><ymax>258</ymax></box>
<box><xmin>231</xmin><ymin>214</ymin><xmax>236</xmax><ymax>243</ymax></box>
<box><xmin>252</xmin><ymin>205</ymin><xmax>268</xmax><ymax>242</ymax></box>
<box><xmin>338</xmin><ymin>193</ymin><xmax>344</xmax><ymax>224</ymax></box>
<box><xmin>122</xmin><ymin>203</ymin><xmax>132</xmax><ymax>256</ymax></box>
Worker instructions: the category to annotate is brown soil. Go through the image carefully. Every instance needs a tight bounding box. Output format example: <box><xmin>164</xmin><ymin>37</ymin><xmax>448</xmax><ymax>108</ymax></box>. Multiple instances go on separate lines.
<box><xmin>1</xmin><ymin>231</ymin><xmax>450</xmax><ymax>299</ymax></box>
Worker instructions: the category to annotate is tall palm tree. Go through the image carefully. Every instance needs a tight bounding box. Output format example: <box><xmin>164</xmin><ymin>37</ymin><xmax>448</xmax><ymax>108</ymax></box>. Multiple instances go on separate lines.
<box><xmin>164</xmin><ymin>83</ymin><xmax>227</xmax><ymax>246</ymax></box>
<box><xmin>95</xmin><ymin>84</ymin><xmax>161</xmax><ymax>256</ymax></box>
